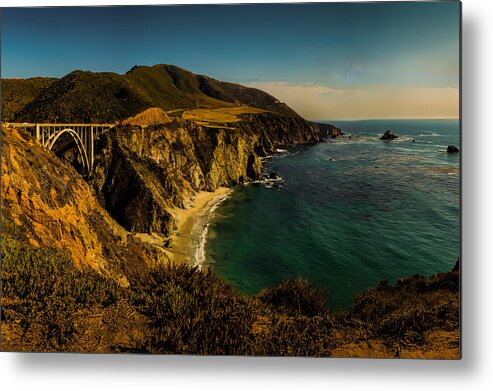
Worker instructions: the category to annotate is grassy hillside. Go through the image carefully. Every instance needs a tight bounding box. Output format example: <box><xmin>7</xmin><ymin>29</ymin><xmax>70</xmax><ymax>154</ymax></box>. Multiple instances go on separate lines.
<box><xmin>4</xmin><ymin>64</ymin><xmax>301</xmax><ymax>123</ymax></box>
<box><xmin>13</xmin><ymin>71</ymin><xmax>153</xmax><ymax>123</ymax></box>
<box><xmin>181</xmin><ymin>105</ymin><xmax>266</xmax><ymax>125</ymax></box>
<box><xmin>1</xmin><ymin>77</ymin><xmax>57</xmax><ymax>121</ymax></box>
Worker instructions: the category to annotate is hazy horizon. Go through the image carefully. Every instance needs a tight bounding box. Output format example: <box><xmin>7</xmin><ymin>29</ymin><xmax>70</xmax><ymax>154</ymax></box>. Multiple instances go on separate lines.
<box><xmin>1</xmin><ymin>2</ymin><xmax>460</xmax><ymax>120</ymax></box>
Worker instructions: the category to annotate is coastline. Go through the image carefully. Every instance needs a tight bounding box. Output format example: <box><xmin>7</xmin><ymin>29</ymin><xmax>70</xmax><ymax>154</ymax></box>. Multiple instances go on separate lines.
<box><xmin>165</xmin><ymin>187</ymin><xmax>232</xmax><ymax>267</ymax></box>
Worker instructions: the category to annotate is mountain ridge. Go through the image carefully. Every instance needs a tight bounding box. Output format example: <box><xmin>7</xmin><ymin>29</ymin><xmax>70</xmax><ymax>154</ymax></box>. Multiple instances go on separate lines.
<box><xmin>3</xmin><ymin>64</ymin><xmax>302</xmax><ymax>123</ymax></box>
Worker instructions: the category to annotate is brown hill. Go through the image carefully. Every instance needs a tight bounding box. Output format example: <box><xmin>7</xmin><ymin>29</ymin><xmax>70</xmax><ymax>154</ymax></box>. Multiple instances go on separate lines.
<box><xmin>5</xmin><ymin>64</ymin><xmax>301</xmax><ymax>123</ymax></box>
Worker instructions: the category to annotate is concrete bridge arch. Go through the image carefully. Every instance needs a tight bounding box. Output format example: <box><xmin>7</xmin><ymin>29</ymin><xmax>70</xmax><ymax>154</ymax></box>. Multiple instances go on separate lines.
<box><xmin>6</xmin><ymin>122</ymin><xmax>114</xmax><ymax>174</ymax></box>
<box><xmin>46</xmin><ymin>128</ymin><xmax>91</xmax><ymax>175</ymax></box>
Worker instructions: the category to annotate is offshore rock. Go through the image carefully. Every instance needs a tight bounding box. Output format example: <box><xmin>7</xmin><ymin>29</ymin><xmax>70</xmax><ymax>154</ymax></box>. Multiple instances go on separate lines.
<box><xmin>380</xmin><ymin>130</ymin><xmax>398</xmax><ymax>140</ymax></box>
<box><xmin>447</xmin><ymin>145</ymin><xmax>460</xmax><ymax>153</ymax></box>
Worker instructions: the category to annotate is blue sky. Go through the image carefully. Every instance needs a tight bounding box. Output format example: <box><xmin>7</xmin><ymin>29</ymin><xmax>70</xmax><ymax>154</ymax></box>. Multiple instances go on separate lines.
<box><xmin>1</xmin><ymin>2</ymin><xmax>460</xmax><ymax>119</ymax></box>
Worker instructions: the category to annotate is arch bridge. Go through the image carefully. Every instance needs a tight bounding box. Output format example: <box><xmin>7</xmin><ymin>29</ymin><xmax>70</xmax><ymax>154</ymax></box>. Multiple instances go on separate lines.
<box><xmin>6</xmin><ymin>123</ymin><xmax>114</xmax><ymax>174</ymax></box>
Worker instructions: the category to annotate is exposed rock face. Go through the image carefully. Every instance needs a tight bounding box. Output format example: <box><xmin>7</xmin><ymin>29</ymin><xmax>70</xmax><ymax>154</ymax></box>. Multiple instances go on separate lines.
<box><xmin>380</xmin><ymin>130</ymin><xmax>398</xmax><ymax>140</ymax></box>
<box><xmin>447</xmin><ymin>145</ymin><xmax>460</xmax><ymax>153</ymax></box>
<box><xmin>90</xmin><ymin>120</ymin><xmax>261</xmax><ymax>236</ymax></box>
<box><xmin>90</xmin><ymin>113</ymin><xmax>338</xmax><ymax>237</ymax></box>
<box><xmin>1</xmin><ymin>126</ymin><xmax>169</xmax><ymax>285</ymax></box>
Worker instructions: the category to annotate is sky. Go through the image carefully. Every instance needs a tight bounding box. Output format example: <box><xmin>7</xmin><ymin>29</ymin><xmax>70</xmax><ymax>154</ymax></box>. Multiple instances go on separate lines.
<box><xmin>1</xmin><ymin>2</ymin><xmax>460</xmax><ymax>120</ymax></box>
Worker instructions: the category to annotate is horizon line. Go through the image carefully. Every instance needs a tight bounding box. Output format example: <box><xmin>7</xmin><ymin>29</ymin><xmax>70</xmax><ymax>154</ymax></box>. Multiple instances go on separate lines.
<box><xmin>313</xmin><ymin>117</ymin><xmax>460</xmax><ymax>122</ymax></box>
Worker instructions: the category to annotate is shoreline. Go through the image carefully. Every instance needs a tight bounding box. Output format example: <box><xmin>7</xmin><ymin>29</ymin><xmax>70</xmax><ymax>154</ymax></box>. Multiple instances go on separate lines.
<box><xmin>165</xmin><ymin>187</ymin><xmax>232</xmax><ymax>267</ymax></box>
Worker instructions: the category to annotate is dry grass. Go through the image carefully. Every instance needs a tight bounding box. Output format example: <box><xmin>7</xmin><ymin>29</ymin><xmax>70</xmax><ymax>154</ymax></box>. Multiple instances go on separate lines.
<box><xmin>122</xmin><ymin>107</ymin><xmax>172</xmax><ymax>126</ymax></box>
<box><xmin>182</xmin><ymin>105</ymin><xmax>266</xmax><ymax>125</ymax></box>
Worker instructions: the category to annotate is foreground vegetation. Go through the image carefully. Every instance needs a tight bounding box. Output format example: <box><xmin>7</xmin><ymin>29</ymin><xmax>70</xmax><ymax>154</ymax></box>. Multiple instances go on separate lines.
<box><xmin>0</xmin><ymin>235</ymin><xmax>460</xmax><ymax>357</ymax></box>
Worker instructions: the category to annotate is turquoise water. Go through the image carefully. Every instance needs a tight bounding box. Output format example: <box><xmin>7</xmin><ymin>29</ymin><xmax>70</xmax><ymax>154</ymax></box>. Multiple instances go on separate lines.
<box><xmin>205</xmin><ymin>119</ymin><xmax>460</xmax><ymax>309</ymax></box>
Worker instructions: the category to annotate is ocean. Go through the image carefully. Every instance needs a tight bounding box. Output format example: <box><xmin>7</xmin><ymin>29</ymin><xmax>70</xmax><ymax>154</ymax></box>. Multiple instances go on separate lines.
<box><xmin>204</xmin><ymin>119</ymin><xmax>460</xmax><ymax>309</ymax></box>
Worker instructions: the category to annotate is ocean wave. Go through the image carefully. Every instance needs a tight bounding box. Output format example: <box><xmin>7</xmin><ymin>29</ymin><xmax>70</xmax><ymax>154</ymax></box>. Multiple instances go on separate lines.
<box><xmin>246</xmin><ymin>172</ymin><xmax>284</xmax><ymax>188</ymax></box>
<box><xmin>415</xmin><ymin>131</ymin><xmax>442</xmax><ymax>137</ymax></box>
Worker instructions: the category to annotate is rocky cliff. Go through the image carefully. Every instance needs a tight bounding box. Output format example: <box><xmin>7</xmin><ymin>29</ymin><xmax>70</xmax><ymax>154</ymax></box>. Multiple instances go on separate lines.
<box><xmin>1</xmin><ymin>125</ymin><xmax>169</xmax><ymax>285</ymax></box>
<box><xmin>89</xmin><ymin>111</ymin><xmax>336</xmax><ymax>237</ymax></box>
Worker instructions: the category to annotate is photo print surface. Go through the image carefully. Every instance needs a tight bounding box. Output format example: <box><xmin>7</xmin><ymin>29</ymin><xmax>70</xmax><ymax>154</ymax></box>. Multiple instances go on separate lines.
<box><xmin>1</xmin><ymin>1</ymin><xmax>460</xmax><ymax>358</ymax></box>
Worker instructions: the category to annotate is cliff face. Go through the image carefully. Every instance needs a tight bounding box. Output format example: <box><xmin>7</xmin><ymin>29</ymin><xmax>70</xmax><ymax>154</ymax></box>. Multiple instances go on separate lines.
<box><xmin>89</xmin><ymin>112</ymin><xmax>340</xmax><ymax>237</ymax></box>
<box><xmin>1</xmin><ymin>126</ymin><xmax>169</xmax><ymax>286</ymax></box>
<box><xmin>90</xmin><ymin>120</ymin><xmax>256</xmax><ymax>236</ymax></box>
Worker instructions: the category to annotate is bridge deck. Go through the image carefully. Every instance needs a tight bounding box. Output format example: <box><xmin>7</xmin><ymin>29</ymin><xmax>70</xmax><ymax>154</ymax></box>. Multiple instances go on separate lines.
<box><xmin>5</xmin><ymin>123</ymin><xmax>115</xmax><ymax>127</ymax></box>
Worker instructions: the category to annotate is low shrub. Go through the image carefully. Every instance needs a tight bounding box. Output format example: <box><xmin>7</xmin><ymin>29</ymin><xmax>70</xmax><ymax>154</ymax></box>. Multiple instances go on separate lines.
<box><xmin>257</xmin><ymin>277</ymin><xmax>329</xmax><ymax>317</ymax></box>
<box><xmin>1</xmin><ymin>236</ymin><xmax>459</xmax><ymax>356</ymax></box>
<box><xmin>1</xmin><ymin>237</ymin><xmax>123</xmax><ymax>351</ymax></box>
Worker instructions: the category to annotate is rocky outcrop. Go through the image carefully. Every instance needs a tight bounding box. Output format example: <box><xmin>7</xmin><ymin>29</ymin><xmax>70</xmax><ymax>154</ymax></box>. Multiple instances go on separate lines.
<box><xmin>313</xmin><ymin>122</ymin><xmax>343</xmax><ymax>138</ymax></box>
<box><xmin>380</xmin><ymin>130</ymin><xmax>398</xmax><ymax>140</ymax></box>
<box><xmin>1</xmin><ymin>126</ymin><xmax>169</xmax><ymax>286</ymax></box>
<box><xmin>447</xmin><ymin>145</ymin><xmax>460</xmax><ymax>153</ymax></box>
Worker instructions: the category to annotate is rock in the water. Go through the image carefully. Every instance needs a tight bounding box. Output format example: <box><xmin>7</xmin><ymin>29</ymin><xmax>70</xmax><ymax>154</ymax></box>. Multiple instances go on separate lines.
<box><xmin>447</xmin><ymin>145</ymin><xmax>460</xmax><ymax>153</ymax></box>
<box><xmin>268</xmin><ymin>171</ymin><xmax>279</xmax><ymax>180</ymax></box>
<box><xmin>380</xmin><ymin>130</ymin><xmax>398</xmax><ymax>140</ymax></box>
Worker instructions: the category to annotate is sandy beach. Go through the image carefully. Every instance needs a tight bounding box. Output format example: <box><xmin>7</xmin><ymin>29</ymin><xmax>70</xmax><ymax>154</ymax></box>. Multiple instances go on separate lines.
<box><xmin>165</xmin><ymin>187</ymin><xmax>232</xmax><ymax>266</ymax></box>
